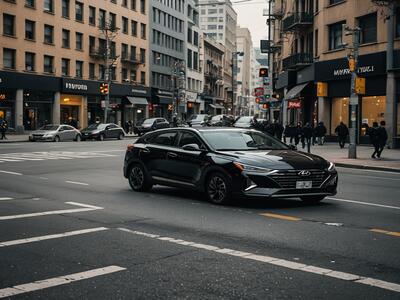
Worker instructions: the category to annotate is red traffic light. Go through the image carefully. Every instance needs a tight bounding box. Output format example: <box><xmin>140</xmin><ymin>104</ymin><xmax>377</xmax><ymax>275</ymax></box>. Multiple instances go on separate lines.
<box><xmin>100</xmin><ymin>83</ymin><xmax>109</xmax><ymax>95</ymax></box>
<box><xmin>259</xmin><ymin>68</ymin><xmax>268</xmax><ymax>77</ymax></box>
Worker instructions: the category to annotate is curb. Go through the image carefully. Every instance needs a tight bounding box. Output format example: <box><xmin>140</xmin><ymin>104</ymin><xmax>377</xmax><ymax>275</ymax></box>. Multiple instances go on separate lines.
<box><xmin>334</xmin><ymin>162</ymin><xmax>400</xmax><ymax>173</ymax></box>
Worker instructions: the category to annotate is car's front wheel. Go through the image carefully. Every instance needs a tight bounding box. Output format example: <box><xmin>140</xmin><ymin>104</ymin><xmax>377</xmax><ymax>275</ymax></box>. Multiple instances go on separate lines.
<box><xmin>206</xmin><ymin>172</ymin><xmax>231</xmax><ymax>205</ymax></box>
<box><xmin>54</xmin><ymin>135</ymin><xmax>60</xmax><ymax>142</ymax></box>
<box><xmin>300</xmin><ymin>195</ymin><xmax>325</xmax><ymax>204</ymax></box>
<box><xmin>99</xmin><ymin>134</ymin><xmax>105</xmax><ymax>141</ymax></box>
<box><xmin>128</xmin><ymin>164</ymin><xmax>152</xmax><ymax>192</ymax></box>
<box><xmin>118</xmin><ymin>132</ymin><xmax>124</xmax><ymax>140</ymax></box>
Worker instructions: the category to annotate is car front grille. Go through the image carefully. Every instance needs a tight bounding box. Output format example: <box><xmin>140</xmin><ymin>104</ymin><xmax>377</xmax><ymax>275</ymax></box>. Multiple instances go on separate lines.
<box><xmin>269</xmin><ymin>170</ymin><xmax>329</xmax><ymax>188</ymax></box>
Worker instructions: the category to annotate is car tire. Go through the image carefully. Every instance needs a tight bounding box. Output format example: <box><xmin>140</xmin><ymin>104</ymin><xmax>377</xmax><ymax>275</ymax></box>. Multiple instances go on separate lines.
<box><xmin>99</xmin><ymin>134</ymin><xmax>105</xmax><ymax>141</ymax></box>
<box><xmin>205</xmin><ymin>172</ymin><xmax>232</xmax><ymax>205</ymax></box>
<box><xmin>75</xmin><ymin>134</ymin><xmax>81</xmax><ymax>142</ymax></box>
<box><xmin>118</xmin><ymin>132</ymin><xmax>124</xmax><ymax>140</ymax></box>
<box><xmin>300</xmin><ymin>195</ymin><xmax>325</xmax><ymax>204</ymax></box>
<box><xmin>54</xmin><ymin>135</ymin><xmax>60</xmax><ymax>142</ymax></box>
<box><xmin>128</xmin><ymin>164</ymin><xmax>152</xmax><ymax>192</ymax></box>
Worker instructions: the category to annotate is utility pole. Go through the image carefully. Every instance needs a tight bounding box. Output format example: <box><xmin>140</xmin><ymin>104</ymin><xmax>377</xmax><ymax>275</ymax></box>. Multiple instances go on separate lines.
<box><xmin>172</xmin><ymin>60</ymin><xmax>185</xmax><ymax>118</ymax></box>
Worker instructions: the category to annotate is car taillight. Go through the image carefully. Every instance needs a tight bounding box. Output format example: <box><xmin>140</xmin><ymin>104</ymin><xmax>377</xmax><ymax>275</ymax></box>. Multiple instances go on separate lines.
<box><xmin>127</xmin><ymin>144</ymin><xmax>135</xmax><ymax>151</ymax></box>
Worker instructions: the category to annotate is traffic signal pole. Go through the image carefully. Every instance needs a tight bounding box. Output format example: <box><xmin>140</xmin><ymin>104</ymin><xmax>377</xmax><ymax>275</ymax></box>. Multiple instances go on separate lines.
<box><xmin>104</xmin><ymin>27</ymin><xmax>110</xmax><ymax>124</ymax></box>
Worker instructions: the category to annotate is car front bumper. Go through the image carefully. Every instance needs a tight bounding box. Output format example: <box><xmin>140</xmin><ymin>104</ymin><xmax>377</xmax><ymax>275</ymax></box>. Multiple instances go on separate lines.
<box><xmin>30</xmin><ymin>135</ymin><xmax>55</xmax><ymax>141</ymax></box>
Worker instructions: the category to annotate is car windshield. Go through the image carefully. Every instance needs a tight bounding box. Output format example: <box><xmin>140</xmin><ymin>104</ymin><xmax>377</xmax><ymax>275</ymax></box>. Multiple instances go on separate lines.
<box><xmin>85</xmin><ymin>124</ymin><xmax>107</xmax><ymax>130</ymax></box>
<box><xmin>202</xmin><ymin>130</ymin><xmax>289</xmax><ymax>151</ymax></box>
<box><xmin>211</xmin><ymin>115</ymin><xmax>222</xmax><ymax>121</ymax></box>
<box><xmin>143</xmin><ymin>119</ymin><xmax>156</xmax><ymax>125</ymax></box>
<box><xmin>39</xmin><ymin>125</ymin><xmax>59</xmax><ymax>131</ymax></box>
<box><xmin>189</xmin><ymin>115</ymin><xmax>206</xmax><ymax>121</ymax></box>
<box><xmin>235</xmin><ymin>116</ymin><xmax>252</xmax><ymax>124</ymax></box>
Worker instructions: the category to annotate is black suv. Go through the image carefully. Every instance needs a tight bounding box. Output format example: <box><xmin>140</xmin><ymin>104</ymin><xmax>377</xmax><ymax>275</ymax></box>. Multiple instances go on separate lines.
<box><xmin>123</xmin><ymin>128</ymin><xmax>338</xmax><ymax>204</ymax></box>
<box><xmin>133</xmin><ymin>118</ymin><xmax>170</xmax><ymax>136</ymax></box>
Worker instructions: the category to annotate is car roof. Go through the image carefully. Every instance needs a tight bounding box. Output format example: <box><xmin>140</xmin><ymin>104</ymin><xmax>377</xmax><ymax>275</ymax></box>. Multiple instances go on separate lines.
<box><xmin>148</xmin><ymin>127</ymin><xmax>253</xmax><ymax>134</ymax></box>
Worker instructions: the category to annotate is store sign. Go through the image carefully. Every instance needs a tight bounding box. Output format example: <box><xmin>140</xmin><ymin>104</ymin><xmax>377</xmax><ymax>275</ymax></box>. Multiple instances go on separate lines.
<box><xmin>333</xmin><ymin>65</ymin><xmax>375</xmax><ymax>77</ymax></box>
<box><xmin>64</xmin><ymin>82</ymin><xmax>88</xmax><ymax>91</ymax></box>
<box><xmin>131</xmin><ymin>88</ymin><xmax>147</xmax><ymax>95</ymax></box>
<box><xmin>288</xmin><ymin>100</ymin><xmax>301</xmax><ymax>109</ymax></box>
<box><xmin>316</xmin><ymin>82</ymin><xmax>328</xmax><ymax>97</ymax></box>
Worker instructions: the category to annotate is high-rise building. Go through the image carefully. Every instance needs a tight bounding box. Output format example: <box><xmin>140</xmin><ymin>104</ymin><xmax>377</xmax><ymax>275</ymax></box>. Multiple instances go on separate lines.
<box><xmin>0</xmin><ymin>0</ymin><xmax>150</xmax><ymax>131</ymax></box>
<box><xmin>236</xmin><ymin>26</ymin><xmax>252</xmax><ymax>116</ymax></box>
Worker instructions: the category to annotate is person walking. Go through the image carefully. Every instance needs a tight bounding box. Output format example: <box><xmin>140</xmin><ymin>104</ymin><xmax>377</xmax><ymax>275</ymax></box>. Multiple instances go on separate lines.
<box><xmin>0</xmin><ymin>119</ymin><xmax>8</xmax><ymax>140</ymax></box>
<box><xmin>335</xmin><ymin>122</ymin><xmax>349</xmax><ymax>149</ymax></box>
<box><xmin>294</xmin><ymin>122</ymin><xmax>302</xmax><ymax>146</ymax></box>
<box><xmin>368</xmin><ymin>122</ymin><xmax>380</xmax><ymax>159</ymax></box>
<box><xmin>377</xmin><ymin>120</ymin><xmax>388</xmax><ymax>158</ymax></box>
<box><xmin>301</xmin><ymin>122</ymin><xmax>313</xmax><ymax>152</ymax></box>
<box><xmin>274</xmin><ymin>121</ymin><xmax>284</xmax><ymax>141</ymax></box>
<box><xmin>315</xmin><ymin>122</ymin><xmax>327</xmax><ymax>145</ymax></box>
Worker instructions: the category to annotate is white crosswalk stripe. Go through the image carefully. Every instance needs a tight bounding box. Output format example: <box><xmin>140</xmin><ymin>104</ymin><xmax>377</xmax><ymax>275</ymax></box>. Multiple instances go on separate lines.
<box><xmin>0</xmin><ymin>151</ymin><xmax>117</xmax><ymax>163</ymax></box>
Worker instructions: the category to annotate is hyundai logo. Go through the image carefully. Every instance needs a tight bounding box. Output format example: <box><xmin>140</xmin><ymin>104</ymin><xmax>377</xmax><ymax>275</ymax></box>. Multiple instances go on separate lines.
<box><xmin>298</xmin><ymin>170</ymin><xmax>311</xmax><ymax>176</ymax></box>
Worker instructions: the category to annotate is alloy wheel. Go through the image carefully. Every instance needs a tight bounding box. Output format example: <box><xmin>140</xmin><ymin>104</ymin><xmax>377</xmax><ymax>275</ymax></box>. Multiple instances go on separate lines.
<box><xmin>130</xmin><ymin>166</ymin><xmax>144</xmax><ymax>190</ymax></box>
<box><xmin>208</xmin><ymin>175</ymin><xmax>227</xmax><ymax>204</ymax></box>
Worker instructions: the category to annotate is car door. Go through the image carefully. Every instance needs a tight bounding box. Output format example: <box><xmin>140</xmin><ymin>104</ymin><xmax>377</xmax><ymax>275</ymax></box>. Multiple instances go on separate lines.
<box><xmin>59</xmin><ymin>126</ymin><xmax>71</xmax><ymax>141</ymax></box>
<box><xmin>109</xmin><ymin>124</ymin><xmax>120</xmax><ymax>138</ymax></box>
<box><xmin>103</xmin><ymin>124</ymin><xmax>113</xmax><ymax>139</ymax></box>
<box><xmin>64</xmin><ymin>125</ymin><xmax>76</xmax><ymax>140</ymax></box>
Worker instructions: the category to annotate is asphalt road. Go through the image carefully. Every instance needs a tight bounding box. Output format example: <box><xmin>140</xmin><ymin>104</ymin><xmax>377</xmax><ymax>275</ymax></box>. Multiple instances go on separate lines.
<box><xmin>0</xmin><ymin>140</ymin><xmax>399</xmax><ymax>299</ymax></box>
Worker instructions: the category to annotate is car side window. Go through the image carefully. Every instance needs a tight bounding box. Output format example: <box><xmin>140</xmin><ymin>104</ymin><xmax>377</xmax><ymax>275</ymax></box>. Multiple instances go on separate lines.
<box><xmin>62</xmin><ymin>126</ymin><xmax>70</xmax><ymax>131</ymax></box>
<box><xmin>150</xmin><ymin>131</ymin><xmax>177</xmax><ymax>147</ymax></box>
<box><xmin>178</xmin><ymin>132</ymin><xmax>204</xmax><ymax>149</ymax></box>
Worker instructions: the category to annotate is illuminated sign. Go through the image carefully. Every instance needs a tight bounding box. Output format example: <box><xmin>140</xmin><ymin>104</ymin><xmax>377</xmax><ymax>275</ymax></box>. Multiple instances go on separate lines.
<box><xmin>288</xmin><ymin>100</ymin><xmax>301</xmax><ymax>109</ymax></box>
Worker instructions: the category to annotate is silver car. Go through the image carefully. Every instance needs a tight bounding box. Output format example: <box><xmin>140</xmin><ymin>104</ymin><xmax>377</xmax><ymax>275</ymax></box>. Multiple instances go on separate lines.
<box><xmin>29</xmin><ymin>125</ymin><xmax>82</xmax><ymax>142</ymax></box>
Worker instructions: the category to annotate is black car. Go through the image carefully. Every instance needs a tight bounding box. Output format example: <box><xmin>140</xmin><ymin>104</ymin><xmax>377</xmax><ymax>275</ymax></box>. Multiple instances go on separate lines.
<box><xmin>133</xmin><ymin>118</ymin><xmax>170</xmax><ymax>136</ymax></box>
<box><xmin>80</xmin><ymin>123</ymin><xmax>125</xmax><ymax>141</ymax></box>
<box><xmin>123</xmin><ymin>128</ymin><xmax>338</xmax><ymax>204</ymax></box>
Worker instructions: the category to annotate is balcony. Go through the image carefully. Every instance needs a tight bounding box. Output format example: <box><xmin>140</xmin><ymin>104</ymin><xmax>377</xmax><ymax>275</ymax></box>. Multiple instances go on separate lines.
<box><xmin>120</xmin><ymin>53</ymin><xmax>141</xmax><ymax>65</ymax></box>
<box><xmin>282</xmin><ymin>12</ymin><xmax>313</xmax><ymax>32</ymax></box>
<box><xmin>89</xmin><ymin>47</ymin><xmax>106</xmax><ymax>59</ymax></box>
<box><xmin>282</xmin><ymin>53</ymin><xmax>313</xmax><ymax>70</ymax></box>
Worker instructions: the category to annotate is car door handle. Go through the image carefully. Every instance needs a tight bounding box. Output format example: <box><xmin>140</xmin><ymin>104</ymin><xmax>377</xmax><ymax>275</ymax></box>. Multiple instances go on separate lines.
<box><xmin>167</xmin><ymin>152</ymin><xmax>178</xmax><ymax>158</ymax></box>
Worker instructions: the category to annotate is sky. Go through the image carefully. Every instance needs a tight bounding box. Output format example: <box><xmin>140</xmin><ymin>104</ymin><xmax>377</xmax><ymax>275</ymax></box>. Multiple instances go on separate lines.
<box><xmin>234</xmin><ymin>0</ymin><xmax>269</xmax><ymax>47</ymax></box>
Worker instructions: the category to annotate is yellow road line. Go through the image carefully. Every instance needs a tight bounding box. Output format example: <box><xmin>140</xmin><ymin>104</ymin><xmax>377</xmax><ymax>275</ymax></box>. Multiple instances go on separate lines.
<box><xmin>260</xmin><ymin>213</ymin><xmax>301</xmax><ymax>221</ymax></box>
<box><xmin>370</xmin><ymin>228</ymin><xmax>400</xmax><ymax>237</ymax></box>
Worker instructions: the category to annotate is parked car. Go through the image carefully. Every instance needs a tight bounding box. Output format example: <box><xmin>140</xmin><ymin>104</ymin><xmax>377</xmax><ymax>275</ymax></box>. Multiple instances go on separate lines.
<box><xmin>187</xmin><ymin>114</ymin><xmax>210</xmax><ymax>127</ymax></box>
<box><xmin>233</xmin><ymin>116</ymin><xmax>254</xmax><ymax>128</ymax></box>
<box><xmin>133</xmin><ymin>118</ymin><xmax>169</xmax><ymax>136</ymax></box>
<box><xmin>29</xmin><ymin>125</ymin><xmax>82</xmax><ymax>142</ymax></box>
<box><xmin>123</xmin><ymin>127</ymin><xmax>338</xmax><ymax>205</ymax></box>
<box><xmin>80</xmin><ymin>123</ymin><xmax>125</xmax><ymax>141</ymax></box>
<box><xmin>209</xmin><ymin>115</ymin><xmax>235</xmax><ymax>127</ymax></box>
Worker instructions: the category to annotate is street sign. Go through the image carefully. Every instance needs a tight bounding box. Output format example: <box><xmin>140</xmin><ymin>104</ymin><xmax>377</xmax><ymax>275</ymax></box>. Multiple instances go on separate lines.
<box><xmin>355</xmin><ymin>77</ymin><xmax>365</xmax><ymax>94</ymax></box>
<box><xmin>316</xmin><ymin>82</ymin><xmax>328</xmax><ymax>97</ymax></box>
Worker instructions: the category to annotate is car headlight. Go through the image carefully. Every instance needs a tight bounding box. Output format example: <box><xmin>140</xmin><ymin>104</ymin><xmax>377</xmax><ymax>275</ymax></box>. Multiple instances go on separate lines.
<box><xmin>43</xmin><ymin>133</ymin><xmax>54</xmax><ymax>137</ymax></box>
<box><xmin>233</xmin><ymin>162</ymin><xmax>274</xmax><ymax>173</ymax></box>
<box><xmin>327</xmin><ymin>161</ymin><xmax>335</xmax><ymax>171</ymax></box>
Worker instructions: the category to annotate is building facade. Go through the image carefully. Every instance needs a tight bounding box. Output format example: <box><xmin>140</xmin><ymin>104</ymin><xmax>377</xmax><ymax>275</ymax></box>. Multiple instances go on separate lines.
<box><xmin>236</xmin><ymin>26</ymin><xmax>252</xmax><ymax>116</ymax></box>
<box><xmin>269</xmin><ymin>0</ymin><xmax>400</xmax><ymax>146</ymax></box>
<box><xmin>0</xmin><ymin>0</ymin><xmax>150</xmax><ymax>132</ymax></box>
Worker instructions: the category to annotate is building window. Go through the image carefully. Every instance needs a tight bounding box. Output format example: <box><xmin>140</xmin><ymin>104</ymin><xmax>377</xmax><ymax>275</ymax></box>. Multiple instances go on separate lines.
<box><xmin>328</xmin><ymin>21</ymin><xmax>345</xmax><ymax>50</ymax></box>
<box><xmin>187</xmin><ymin>28</ymin><xmax>192</xmax><ymax>43</ymax></box>
<box><xmin>314</xmin><ymin>29</ymin><xmax>318</xmax><ymax>56</ymax></box>
<box><xmin>76</xmin><ymin>61</ymin><xmax>83</xmax><ymax>78</ymax></box>
<box><xmin>122</xmin><ymin>68</ymin><xmax>128</xmax><ymax>81</ymax></box>
<box><xmin>130</xmin><ymin>70</ymin><xmax>137</xmax><ymax>82</ymax></box>
<box><xmin>358</xmin><ymin>13</ymin><xmax>377</xmax><ymax>44</ymax></box>
<box><xmin>122</xmin><ymin>0</ymin><xmax>128</xmax><ymax>7</ymax></box>
<box><xmin>122</xmin><ymin>17</ymin><xmax>128</xmax><ymax>34</ymax></box>
<box><xmin>89</xmin><ymin>6</ymin><xmax>96</xmax><ymax>25</ymax></box>
<box><xmin>331</xmin><ymin>97</ymin><xmax>349</xmax><ymax>135</ymax></box>
<box><xmin>44</xmin><ymin>25</ymin><xmax>54</xmax><ymax>44</ymax></box>
<box><xmin>25</xmin><ymin>0</ymin><xmax>35</xmax><ymax>8</ymax></box>
<box><xmin>131</xmin><ymin>21</ymin><xmax>138</xmax><ymax>36</ymax></box>
<box><xmin>208</xmin><ymin>8</ymin><xmax>217</xmax><ymax>14</ymax></box>
<box><xmin>187</xmin><ymin>49</ymin><xmax>192</xmax><ymax>68</ymax></box>
<box><xmin>75</xmin><ymin>1</ymin><xmax>84</xmax><ymax>22</ymax></box>
<box><xmin>99</xmin><ymin>9</ymin><xmax>106</xmax><ymax>29</ymax></box>
<box><xmin>131</xmin><ymin>0</ymin><xmax>136</xmax><ymax>10</ymax></box>
<box><xmin>99</xmin><ymin>64</ymin><xmax>105</xmax><ymax>80</ymax></box>
<box><xmin>76</xmin><ymin>32</ymin><xmax>83</xmax><ymax>50</ymax></box>
<box><xmin>3</xmin><ymin>48</ymin><xmax>16</xmax><ymax>69</ymax></box>
<box><xmin>43</xmin><ymin>55</ymin><xmax>54</xmax><ymax>73</ymax></box>
<box><xmin>3</xmin><ymin>14</ymin><xmax>15</xmax><ymax>36</ymax></box>
<box><xmin>62</xmin><ymin>0</ymin><xmax>70</xmax><ymax>18</ymax></box>
<box><xmin>43</xmin><ymin>0</ymin><xmax>54</xmax><ymax>13</ymax></box>
<box><xmin>109</xmin><ymin>13</ymin><xmax>116</xmax><ymax>29</ymax></box>
<box><xmin>89</xmin><ymin>63</ymin><xmax>95</xmax><ymax>79</ymax></box>
<box><xmin>140</xmin><ymin>48</ymin><xmax>146</xmax><ymax>63</ymax></box>
<box><xmin>329</xmin><ymin>0</ymin><xmax>344</xmax><ymax>5</ymax></box>
<box><xmin>62</xmin><ymin>29</ymin><xmax>70</xmax><ymax>48</ymax></box>
<box><xmin>140</xmin><ymin>23</ymin><xmax>146</xmax><ymax>39</ymax></box>
<box><xmin>25</xmin><ymin>20</ymin><xmax>35</xmax><ymax>40</ymax></box>
<box><xmin>62</xmin><ymin>58</ymin><xmax>70</xmax><ymax>76</ymax></box>
<box><xmin>193</xmin><ymin>52</ymin><xmax>198</xmax><ymax>70</ymax></box>
<box><xmin>193</xmin><ymin>31</ymin><xmax>198</xmax><ymax>46</ymax></box>
<box><xmin>89</xmin><ymin>36</ymin><xmax>95</xmax><ymax>52</ymax></box>
<box><xmin>361</xmin><ymin>96</ymin><xmax>387</xmax><ymax>135</ymax></box>
<box><xmin>140</xmin><ymin>71</ymin><xmax>146</xmax><ymax>84</ymax></box>
<box><xmin>140</xmin><ymin>0</ymin><xmax>145</xmax><ymax>14</ymax></box>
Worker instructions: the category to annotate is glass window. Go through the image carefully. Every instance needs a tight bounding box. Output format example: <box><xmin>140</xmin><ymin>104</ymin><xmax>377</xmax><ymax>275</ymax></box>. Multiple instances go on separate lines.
<box><xmin>131</xmin><ymin>0</ymin><xmax>136</xmax><ymax>10</ymax></box>
<box><xmin>130</xmin><ymin>70</ymin><xmax>137</xmax><ymax>81</ymax></box>
<box><xmin>329</xmin><ymin>21</ymin><xmax>345</xmax><ymax>50</ymax></box>
<box><xmin>3</xmin><ymin>48</ymin><xmax>16</xmax><ymax>69</ymax></box>
<box><xmin>358</xmin><ymin>13</ymin><xmax>377</xmax><ymax>44</ymax></box>
<box><xmin>43</xmin><ymin>0</ymin><xmax>54</xmax><ymax>13</ymax></box>
<box><xmin>122</xmin><ymin>17</ymin><xmax>128</xmax><ymax>34</ymax></box>
<box><xmin>187</xmin><ymin>49</ymin><xmax>192</xmax><ymax>68</ymax></box>
<box><xmin>193</xmin><ymin>52</ymin><xmax>198</xmax><ymax>70</ymax></box>
<box><xmin>122</xmin><ymin>68</ymin><xmax>128</xmax><ymax>81</ymax></box>
<box><xmin>131</xmin><ymin>20</ymin><xmax>138</xmax><ymax>36</ymax></box>
<box><xmin>141</xmin><ymin>23</ymin><xmax>146</xmax><ymax>39</ymax></box>
<box><xmin>331</xmin><ymin>97</ymin><xmax>349</xmax><ymax>135</ymax></box>
<box><xmin>193</xmin><ymin>31</ymin><xmax>198</xmax><ymax>46</ymax></box>
<box><xmin>178</xmin><ymin>132</ymin><xmax>204</xmax><ymax>148</ymax></box>
<box><xmin>140</xmin><ymin>71</ymin><xmax>146</xmax><ymax>84</ymax></box>
<box><xmin>75</xmin><ymin>1</ymin><xmax>83</xmax><ymax>21</ymax></box>
<box><xmin>3</xmin><ymin>14</ymin><xmax>15</xmax><ymax>36</ymax></box>
<box><xmin>140</xmin><ymin>0</ymin><xmax>145</xmax><ymax>14</ymax></box>
<box><xmin>76</xmin><ymin>61</ymin><xmax>83</xmax><ymax>78</ymax></box>
<box><xmin>25</xmin><ymin>52</ymin><xmax>35</xmax><ymax>71</ymax></box>
<box><xmin>187</xmin><ymin>28</ymin><xmax>192</xmax><ymax>43</ymax></box>
<box><xmin>62</xmin><ymin>0</ymin><xmax>70</xmax><ymax>18</ymax></box>
<box><xmin>329</xmin><ymin>0</ymin><xmax>344</xmax><ymax>4</ymax></box>
<box><xmin>99</xmin><ymin>9</ymin><xmax>106</xmax><ymax>28</ymax></box>
<box><xmin>361</xmin><ymin>96</ymin><xmax>386</xmax><ymax>136</ymax></box>
<box><xmin>25</xmin><ymin>0</ymin><xmax>35</xmax><ymax>8</ymax></box>
<box><xmin>43</xmin><ymin>55</ymin><xmax>54</xmax><ymax>73</ymax></box>
<box><xmin>150</xmin><ymin>131</ymin><xmax>177</xmax><ymax>146</ymax></box>
<box><xmin>44</xmin><ymin>24</ymin><xmax>54</xmax><ymax>44</ymax></box>
<box><xmin>62</xmin><ymin>29</ymin><xmax>70</xmax><ymax>48</ymax></box>
<box><xmin>122</xmin><ymin>0</ymin><xmax>128</xmax><ymax>6</ymax></box>
<box><xmin>25</xmin><ymin>20</ymin><xmax>35</xmax><ymax>40</ymax></box>
<box><xmin>89</xmin><ymin>6</ymin><xmax>95</xmax><ymax>25</ymax></box>
<box><xmin>62</xmin><ymin>58</ymin><xmax>70</xmax><ymax>76</ymax></box>
<box><xmin>109</xmin><ymin>13</ymin><xmax>116</xmax><ymax>29</ymax></box>
<box><xmin>140</xmin><ymin>48</ymin><xmax>146</xmax><ymax>63</ymax></box>
<box><xmin>89</xmin><ymin>63</ymin><xmax>95</xmax><ymax>79</ymax></box>
<box><xmin>76</xmin><ymin>32</ymin><xmax>83</xmax><ymax>50</ymax></box>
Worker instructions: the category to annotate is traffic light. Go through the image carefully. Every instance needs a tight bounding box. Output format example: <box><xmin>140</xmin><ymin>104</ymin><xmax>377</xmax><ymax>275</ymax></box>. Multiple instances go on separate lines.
<box><xmin>264</xmin><ymin>94</ymin><xmax>271</xmax><ymax>100</ymax></box>
<box><xmin>259</xmin><ymin>68</ymin><xmax>268</xmax><ymax>77</ymax></box>
<box><xmin>100</xmin><ymin>83</ymin><xmax>109</xmax><ymax>95</ymax></box>
<box><xmin>255</xmin><ymin>97</ymin><xmax>260</xmax><ymax>104</ymax></box>
<box><xmin>262</xmin><ymin>103</ymin><xmax>269</xmax><ymax>109</ymax></box>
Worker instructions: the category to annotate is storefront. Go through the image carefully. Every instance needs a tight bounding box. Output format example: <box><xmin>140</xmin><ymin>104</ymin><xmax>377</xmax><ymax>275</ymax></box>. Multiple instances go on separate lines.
<box><xmin>0</xmin><ymin>90</ymin><xmax>15</xmax><ymax>128</ymax></box>
<box><xmin>23</xmin><ymin>91</ymin><xmax>53</xmax><ymax>130</ymax></box>
<box><xmin>150</xmin><ymin>89</ymin><xmax>174</xmax><ymax>119</ymax></box>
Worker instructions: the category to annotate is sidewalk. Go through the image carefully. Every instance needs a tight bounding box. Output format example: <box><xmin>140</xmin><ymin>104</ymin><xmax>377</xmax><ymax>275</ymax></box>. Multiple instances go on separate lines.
<box><xmin>307</xmin><ymin>143</ymin><xmax>400</xmax><ymax>172</ymax></box>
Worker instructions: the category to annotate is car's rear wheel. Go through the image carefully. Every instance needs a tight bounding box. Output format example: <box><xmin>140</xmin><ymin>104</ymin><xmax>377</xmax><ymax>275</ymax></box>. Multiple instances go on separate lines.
<box><xmin>206</xmin><ymin>172</ymin><xmax>231</xmax><ymax>205</ymax></box>
<box><xmin>99</xmin><ymin>134</ymin><xmax>105</xmax><ymax>141</ymax></box>
<box><xmin>54</xmin><ymin>135</ymin><xmax>60</xmax><ymax>142</ymax></box>
<box><xmin>75</xmin><ymin>134</ymin><xmax>81</xmax><ymax>142</ymax></box>
<box><xmin>118</xmin><ymin>132</ymin><xmax>124</xmax><ymax>140</ymax></box>
<box><xmin>128</xmin><ymin>164</ymin><xmax>152</xmax><ymax>192</ymax></box>
<box><xmin>300</xmin><ymin>195</ymin><xmax>325</xmax><ymax>204</ymax></box>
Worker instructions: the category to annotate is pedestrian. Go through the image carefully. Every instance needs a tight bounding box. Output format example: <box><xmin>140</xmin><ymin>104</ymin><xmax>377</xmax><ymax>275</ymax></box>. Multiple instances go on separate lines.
<box><xmin>301</xmin><ymin>122</ymin><xmax>313</xmax><ymax>152</ymax></box>
<box><xmin>294</xmin><ymin>122</ymin><xmax>302</xmax><ymax>146</ymax></box>
<box><xmin>0</xmin><ymin>119</ymin><xmax>8</xmax><ymax>140</ymax></box>
<box><xmin>315</xmin><ymin>122</ymin><xmax>327</xmax><ymax>145</ymax></box>
<box><xmin>368</xmin><ymin>122</ymin><xmax>380</xmax><ymax>159</ymax></box>
<box><xmin>335</xmin><ymin>121</ymin><xmax>349</xmax><ymax>148</ymax></box>
<box><xmin>124</xmin><ymin>121</ymin><xmax>130</xmax><ymax>133</ymax></box>
<box><xmin>274</xmin><ymin>121</ymin><xmax>284</xmax><ymax>141</ymax></box>
<box><xmin>377</xmin><ymin>120</ymin><xmax>388</xmax><ymax>158</ymax></box>
<box><xmin>128</xmin><ymin>120</ymin><xmax>133</xmax><ymax>134</ymax></box>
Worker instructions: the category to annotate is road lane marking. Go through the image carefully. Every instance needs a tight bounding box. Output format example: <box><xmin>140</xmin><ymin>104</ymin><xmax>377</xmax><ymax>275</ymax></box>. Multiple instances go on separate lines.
<box><xmin>260</xmin><ymin>213</ymin><xmax>301</xmax><ymax>221</ymax></box>
<box><xmin>0</xmin><ymin>202</ymin><xmax>103</xmax><ymax>221</ymax></box>
<box><xmin>118</xmin><ymin>228</ymin><xmax>400</xmax><ymax>293</ymax></box>
<box><xmin>326</xmin><ymin>197</ymin><xmax>400</xmax><ymax>210</ymax></box>
<box><xmin>0</xmin><ymin>227</ymin><xmax>108</xmax><ymax>247</ymax></box>
<box><xmin>0</xmin><ymin>170</ymin><xmax>23</xmax><ymax>176</ymax></box>
<box><xmin>0</xmin><ymin>265</ymin><xmax>126</xmax><ymax>298</ymax></box>
<box><xmin>370</xmin><ymin>228</ymin><xmax>400</xmax><ymax>237</ymax></box>
<box><xmin>0</xmin><ymin>197</ymin><xmax>13</xmax><ymax>201</ymax></box>
<box><xmin>65</xmin><ymin>180</ymin><xmax>89</xmax><ymax>186</ymax></box>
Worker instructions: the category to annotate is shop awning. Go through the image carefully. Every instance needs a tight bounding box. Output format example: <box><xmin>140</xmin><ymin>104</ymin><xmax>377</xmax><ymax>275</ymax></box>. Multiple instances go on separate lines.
<box><xmin>127</xmin><ymin>97</ymin><xmax>148</xmax><ymax>105</ymax></box>
<box><xmin>209</xmin><ymin>104</ymin><xmax>225</xmax><ymax>109</ymax></box>
<box><xmin>284</xmin><ymin>83</ymin><xmax>308</xmax><ymax>100</ymax></box>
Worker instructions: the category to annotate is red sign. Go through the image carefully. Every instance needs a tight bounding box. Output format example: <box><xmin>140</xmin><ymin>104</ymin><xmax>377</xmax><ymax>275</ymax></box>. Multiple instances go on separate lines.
<box><xmin>288</xmin><ymin>100</ymin><xmax>301</xmax><ymax>109</ymax></box>
<box><xmin>254</xmin><ymin>87</ymin><xmax>264</xmax><ymax>97</ymax></box>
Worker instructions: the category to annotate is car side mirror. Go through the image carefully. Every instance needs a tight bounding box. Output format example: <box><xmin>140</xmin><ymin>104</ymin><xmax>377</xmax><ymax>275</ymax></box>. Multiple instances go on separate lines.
<box><xmin>289</xmin><ymin>144</ymin><xmax>297</xmax><ymax>150</ymax></box>
<box><xmin>182</xmin><ymin>144</ymin><xmax>201</xmax><ymax>151</ymax></box>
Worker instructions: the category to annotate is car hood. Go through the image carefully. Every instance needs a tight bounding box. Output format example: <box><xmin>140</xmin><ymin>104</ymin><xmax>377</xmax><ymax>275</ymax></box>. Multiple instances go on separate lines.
<box><xmin>31</xmin><ymin>130</ymin><xmax>57</xmax><ymax>135</ymax></box>
<box><xmin>217</xmin><ymin>149</ymin><xmax>329</xmax><ymax>170</ymax></box>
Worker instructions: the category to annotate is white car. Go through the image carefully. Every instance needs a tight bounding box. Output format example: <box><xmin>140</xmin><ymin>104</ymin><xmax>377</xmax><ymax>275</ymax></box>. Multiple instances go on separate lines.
<box><xmin>29</xmin><ymin>125</ymin><xmax>82</xmax><ymax>142</ymax></box>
